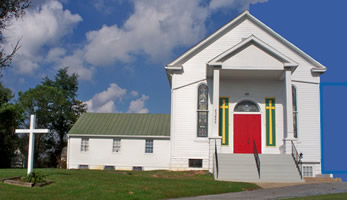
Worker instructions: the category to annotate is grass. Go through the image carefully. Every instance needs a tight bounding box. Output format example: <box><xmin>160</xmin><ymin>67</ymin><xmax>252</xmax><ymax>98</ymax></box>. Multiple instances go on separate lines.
<box><xmin>0</xmin><ymin>169</ymin><xmax>259</xmax><ymax>200</ymax></box>
<box><xmin>286</xmin><ymin>193</ymin><xmax>347</xmax><ymax>200</ymax></box>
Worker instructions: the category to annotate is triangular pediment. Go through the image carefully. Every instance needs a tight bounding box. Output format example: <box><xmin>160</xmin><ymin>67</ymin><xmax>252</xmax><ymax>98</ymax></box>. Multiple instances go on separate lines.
<box><xmin>166</xmin><ymin>10</ymin><xmax>326</xmax><ymax>71</ymax></box>
<box><xmin>208</xmin><ymin>35</ymin><xmax>298</xmax><ymax>70</ymax></box>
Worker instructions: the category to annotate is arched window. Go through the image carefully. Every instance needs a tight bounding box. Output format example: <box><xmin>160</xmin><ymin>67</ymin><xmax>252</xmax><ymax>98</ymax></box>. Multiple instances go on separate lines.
<box><xmin>292</xmin><ymin>85</ymin><xmax>298</xmax><ymax>138</ymax></box>
<box><xmin>197</xmin><ymin>84</ymin><xmax>208</xmax><ymax>137</ymax></box>
<box><xmin>234</xmin><ymin>100</ymin><xmax>259</xmax><ymax>112</ymax></box>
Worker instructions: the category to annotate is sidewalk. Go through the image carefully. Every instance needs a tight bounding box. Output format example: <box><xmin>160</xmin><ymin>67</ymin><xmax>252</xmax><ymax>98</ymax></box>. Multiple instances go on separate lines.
<box><xmin>170</xmin><ymin>182</ymin><xmax>347</xmax><ymax>200</ymax></box>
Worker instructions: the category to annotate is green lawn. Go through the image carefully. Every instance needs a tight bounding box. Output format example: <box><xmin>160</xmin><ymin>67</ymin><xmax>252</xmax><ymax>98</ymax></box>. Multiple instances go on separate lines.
<box><xmin>286</xmin><ymin>193</ymin><xmax>347</xmax><ymax>200</ymax></box>
<box><xmin>0</xmin><ymin>169</ymin><xmax>259</xmax><ymax>200</ymax></box>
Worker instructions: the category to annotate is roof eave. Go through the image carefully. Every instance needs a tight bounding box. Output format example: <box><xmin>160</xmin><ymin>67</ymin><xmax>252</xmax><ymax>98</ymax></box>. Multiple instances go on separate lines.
<box><xmin>311</xmin><ymin>68</ymin><xmax>327</xmax><ymax>73</ymax></box>
<box><xmin>68</xmin><ymin>134</ymin><xmax>170</xmax><ymax>139</ymax></box>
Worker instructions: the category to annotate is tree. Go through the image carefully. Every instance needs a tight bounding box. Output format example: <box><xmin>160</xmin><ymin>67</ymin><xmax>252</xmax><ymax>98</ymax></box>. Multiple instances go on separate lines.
<box><xmin>0</xmin><ymin>0</ymin><xmax>30</xmax><ymax>76</ymax></box>
<box><xmin>18</xmin><ymin>68</ymin><xmax>86</xmax><ymax>167</ymax></box>
<box><xmin>0</xmin><ymin>82</ymin><xmax>22</xmax><ymax>168</ymax></box>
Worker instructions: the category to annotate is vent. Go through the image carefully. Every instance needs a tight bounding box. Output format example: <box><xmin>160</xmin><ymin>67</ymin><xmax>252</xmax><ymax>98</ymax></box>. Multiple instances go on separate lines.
<box><xmin>79</xmin><ymin>164</ymin><xmax>89</xmax><ymax>169</ymax></box>
<box><xmin>189</xmin><ymin>159</ymin><xmax>203</xmax><ymax>168</ymax></box>
<box><xmin>104</xmin><ymin>166</ymin><xmax>115</xmax><ymax>170</ymax></box>
<box><xmin>132</xmin><ymin>166</ymin><xmax>143</xmax><ymax>171</ymax></box>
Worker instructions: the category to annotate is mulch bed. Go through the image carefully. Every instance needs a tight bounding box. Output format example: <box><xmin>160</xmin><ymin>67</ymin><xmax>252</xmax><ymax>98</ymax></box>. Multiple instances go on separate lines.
<box><xmin>2</xmin><ymin>176</ymin><xmax>53</xmax><ymax>187</ymax></box>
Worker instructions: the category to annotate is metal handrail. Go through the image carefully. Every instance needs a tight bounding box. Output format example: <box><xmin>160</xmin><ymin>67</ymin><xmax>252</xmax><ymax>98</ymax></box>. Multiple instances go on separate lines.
<box><xmin>253</xmin><ymin>140</ymin><xmax>260</xmax><ymax>178</ymax></box>
<box><xmin>291</xmin><ymin>140</ymin><xmax>303</xmax><ymax>179</ymax></box>
<box><xmin>215</xmin><ymin>140</ymin><xmax>219</xmax><ymax>179</ymax></box>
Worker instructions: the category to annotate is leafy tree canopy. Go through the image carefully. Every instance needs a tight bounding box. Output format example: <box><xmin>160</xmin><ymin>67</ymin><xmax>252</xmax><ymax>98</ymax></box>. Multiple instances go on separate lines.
<box><xmin>0</xmin><ymin>82</ymin><xmax>22</xmax><ymax>168</ymax></box>
<box><xmin>0</xmin><ymin>0</ymin><xmax>30</xmax><ymax>76</ymax></box>
<box><xmin>18</xmin><ymin>67</ymin><xmax>86</xmax><ymax>167</ymax></box>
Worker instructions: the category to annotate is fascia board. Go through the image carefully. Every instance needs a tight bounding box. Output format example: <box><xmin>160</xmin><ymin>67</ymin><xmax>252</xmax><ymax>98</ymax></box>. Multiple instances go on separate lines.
<box><xmin>311</xmin><ymin>68</ymin><xmax>327</xmax><ymax>73</ymax></box>
<box><xmin>165</xmin><ymin>66</ymin><xmax>183</xmax><ymax>71</ymax></box>
<box><xmin>67</xmin><ymin>134</ymin><xmax>170</xmax><ymax>139</ymax></box>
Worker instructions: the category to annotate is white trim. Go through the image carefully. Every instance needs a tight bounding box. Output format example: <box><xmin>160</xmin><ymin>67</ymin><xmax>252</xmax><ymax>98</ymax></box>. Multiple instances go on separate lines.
<box><xmin>311</xmin><ymin>68</ymin><xmax>327</xmax><ymax>73</ymax></box>
<box><xmin>233</xmin><ymin>112</ymin><xmax>261</xmax><ymax>115</ymax></box>
<box><xmin>292</xmin><ymin>80</ymin><xmax>319</xmax><ymax>84</ymax></box>
<box><xmin>165</xmin><ymin>66</ymin><xmax>183</xmax><ymax>71</ymax></box>
<box><xmin>68</xmin><ymin>134</ymin><xmax>170</xmax><ymax>139</ymax></box>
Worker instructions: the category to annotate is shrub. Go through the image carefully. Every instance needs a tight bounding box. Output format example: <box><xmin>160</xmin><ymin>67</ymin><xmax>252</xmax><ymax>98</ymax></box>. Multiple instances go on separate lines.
<box><xmin>22</xmin><ymin>171</ymin><xmax>46</xmax><ymax>183</ymax></box>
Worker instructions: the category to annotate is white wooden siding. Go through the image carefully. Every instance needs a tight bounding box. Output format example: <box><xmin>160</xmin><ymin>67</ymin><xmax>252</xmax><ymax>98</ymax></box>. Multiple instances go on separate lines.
<box><xmin>68</xmin><ymin>137</ymin><xmax>170</xmax><ymax>170</ymax></box>
<box><xmin>293</xmin><ymin>82</ymin><xmax>321</xmax><ymax>163</ymax></box>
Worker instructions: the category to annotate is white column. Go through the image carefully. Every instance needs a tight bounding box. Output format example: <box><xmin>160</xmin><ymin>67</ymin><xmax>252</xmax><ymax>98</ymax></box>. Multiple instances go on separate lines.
<box><xmin>284</xmin><ymin>69</ymin><xmax>294</xmax><ymax>154</ymax></box>
<box><xmin>213</xmin><ymin>69</ymin><xmax>220</xmax><ymax>137</ymax></box>
<box><xmin>27</xmin><ymin>115</ymin><xmax>35</xmax><ymax>175</ymax></box>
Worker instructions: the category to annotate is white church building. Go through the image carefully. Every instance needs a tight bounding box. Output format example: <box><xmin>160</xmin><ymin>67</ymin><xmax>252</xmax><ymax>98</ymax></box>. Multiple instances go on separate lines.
<box><xmin>67</xmin><ymin>11</ymin><xmax>326</xmax><ymax>182</ymax></box>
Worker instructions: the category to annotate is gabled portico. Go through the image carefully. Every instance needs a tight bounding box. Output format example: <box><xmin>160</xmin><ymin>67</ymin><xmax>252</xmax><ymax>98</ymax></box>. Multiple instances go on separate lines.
<box><xmin>207</xmin><ymin>35</ymin><xmax>298</xmax><ymax>154</ymax></box>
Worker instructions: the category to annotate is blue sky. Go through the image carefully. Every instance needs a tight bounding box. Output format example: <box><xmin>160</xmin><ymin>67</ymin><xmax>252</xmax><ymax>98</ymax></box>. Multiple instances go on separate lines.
<box><xmin>2</xmin><ymin>0</ymin><xmax>347</xmax><ymax>179</ymax></box>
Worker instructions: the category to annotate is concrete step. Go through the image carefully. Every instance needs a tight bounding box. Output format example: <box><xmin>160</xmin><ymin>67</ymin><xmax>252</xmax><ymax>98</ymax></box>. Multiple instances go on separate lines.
<box><xmin>217</xmin><ymin>153</ymin><xmax>259</xmax><ymax>181</ymax></box>
<box><xmin>216</xmin><ymin>153</ymin><xmax>304</xmax><ymax>182</ymax></box>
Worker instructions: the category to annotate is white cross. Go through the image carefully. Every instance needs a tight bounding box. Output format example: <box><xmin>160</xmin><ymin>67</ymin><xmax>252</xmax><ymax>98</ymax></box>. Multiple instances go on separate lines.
<box><xmin>15</xmin><ymin>115</ymin><xmax>49</xmax><ymax>175</ymax></box>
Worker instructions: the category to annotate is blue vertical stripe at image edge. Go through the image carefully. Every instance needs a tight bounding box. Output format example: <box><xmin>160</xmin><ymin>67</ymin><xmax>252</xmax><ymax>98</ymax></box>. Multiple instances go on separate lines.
<box><xmin>320</xmin><ymin>83</ymin><xmax>347</xmax><ymax>181</ymax></box>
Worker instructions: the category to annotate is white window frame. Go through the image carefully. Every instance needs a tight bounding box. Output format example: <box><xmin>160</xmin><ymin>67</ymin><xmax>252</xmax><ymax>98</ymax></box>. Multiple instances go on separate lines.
<box><xmin>113</xmin><ymin>138</ymin><xmax>121</xmax><ymax>153</ymax></box>
<box><xmin>302</xmin><ymin>165</ymin><xmax>314</xmax><ymax>177</ymax></box>
<box><xmin>145</xmin><ymin>139</ymin><xmax>153</xmax><ymax>153</ymax></box>
<box><xmin>80</xmin><ymin>138</ymin><xmax>89</xmax><ymax>152</ymax></box>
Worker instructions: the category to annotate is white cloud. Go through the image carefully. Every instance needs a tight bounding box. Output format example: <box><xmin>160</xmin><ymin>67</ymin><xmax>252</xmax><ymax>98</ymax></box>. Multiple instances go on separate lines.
<box><xmin>3</xmin><ymin>0</ymin><xmax>82</xmax><ymax>74</ymax></box>
<box><xmin>86</xmin><ymin>100</ymin><xmax>117</xmax><ymax>113</ymax></box>
<box><xmin>92</xmin><ymin>0</ymin><xmax>123</xmax><ymax>14</ymax></box>
<box><xmin>4</xmin><ymin>0</ymin><xmax>271</xmax><ymax>80</ymax></box>
<box><xmin>209</xmin><ymin>0</ymin><xmax>269</xmax><ymax>11</ymax></box>
<box><xmin>130</xmin><ymin>91</ymin><xmax>139</xmax><ymax>97</ymax></box>
<box><xmin>51</xmin><ymin>49</ymin><xmax>95</xmax><ymax>80</ymax></box>
<box><xmin>85</xmin><ymin>83</ymin><xmax>149</xmax><ymax>113</ymax></box>
<box><xmin>83</xmin><ymin>0</ymin><xmax>269</xmax><ymax>67</ymax></box>
<box><xmin>84</xmin><ymin>0</ymin><xmax>208</xmax><ymax>66</ymax></box>
<box><xmin>85</xmin><ymin>83</ymin><xmax>126</xmax><ymax>112</ymax></box>
<box><xmin>86</xmin><ymin>83</ymin><xmax>127</xmax><ymax>112</ymax></box>
<box><xmin>127</xmin><ymin>95</ymin><xmax>149</xmax><ymax>113</ymax></box>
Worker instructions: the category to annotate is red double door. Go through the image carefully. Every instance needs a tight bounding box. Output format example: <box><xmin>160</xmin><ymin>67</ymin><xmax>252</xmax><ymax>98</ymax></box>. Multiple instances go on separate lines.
<box><xmin>234</xmin><ymin>114</ymin><xmax>261</xmax><ymax>154</ymax></box>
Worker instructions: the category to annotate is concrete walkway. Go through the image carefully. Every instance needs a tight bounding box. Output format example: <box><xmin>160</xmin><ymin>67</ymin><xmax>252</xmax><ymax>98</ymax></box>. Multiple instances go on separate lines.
<box><xmin>170</xmin><ymin>182</ymin><xmax>347</xmax><ymax>200</ymax></box>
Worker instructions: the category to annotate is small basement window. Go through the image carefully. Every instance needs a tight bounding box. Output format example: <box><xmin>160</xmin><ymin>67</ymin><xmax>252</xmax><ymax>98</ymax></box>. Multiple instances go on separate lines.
<box><xmin>79</xmin><ymin>164</ymin><xmax>89</xmax><ymax>169</ymax></box>
<box><xmin>104</xmin><ymin>166</ymin><xmax>115</xmax><ymax>170</ymax></box>
<box><xmin>132</xmin><ymin>166</ymin><xmax>143</xmax><ymax>171</ymax></box>
<box><xmin>303</xmin><ymin>166</ymin><xmax>313</xmax><ymax>177</ymax></box>
<box><xmin>189</xmin><ymin>159</ymin><xmax>203</xmax><ymax>168</ymax></box>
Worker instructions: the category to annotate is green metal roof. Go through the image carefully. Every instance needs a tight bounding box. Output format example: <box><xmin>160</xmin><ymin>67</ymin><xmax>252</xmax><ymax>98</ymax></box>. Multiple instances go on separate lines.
<box><xmin>68</xmin><ymin>113</ymin><xmax>170</xmax><ymax>137</ymax></box>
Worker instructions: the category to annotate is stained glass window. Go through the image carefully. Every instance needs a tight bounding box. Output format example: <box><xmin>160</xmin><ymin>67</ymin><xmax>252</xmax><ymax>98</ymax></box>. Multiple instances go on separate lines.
<box><xmin>292</xmin><ymin>85</ymin><xmax>298</xmax><ymax>138</ymax></box>
<box><xmin>234</xmin><ymin>100</ymin><xmax>259</xmax><ymax>112</ymax></box>
<box><xmin>197</xmin><ymin>84</ymin><xmax>208</xmax><ymax>137</ymax></box>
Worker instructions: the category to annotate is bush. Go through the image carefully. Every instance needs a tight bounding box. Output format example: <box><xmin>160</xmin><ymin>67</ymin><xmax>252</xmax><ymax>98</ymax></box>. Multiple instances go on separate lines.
<box><xmin>22</xmin><ymin>171</ymin><xmax>46</xmax><ymax>183</ymax></box>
